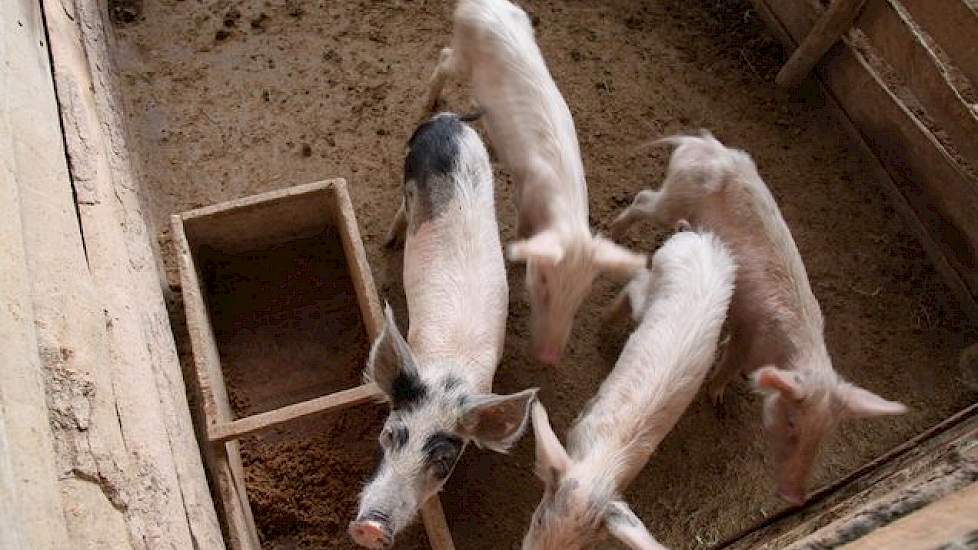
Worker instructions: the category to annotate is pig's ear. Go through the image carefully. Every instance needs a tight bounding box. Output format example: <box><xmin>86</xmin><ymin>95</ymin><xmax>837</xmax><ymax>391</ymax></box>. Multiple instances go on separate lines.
<box><xmin>459</xmin><ymin>388</ymin><xmax>538</xmax><ymax>452</ymax></box>
<box><xmin>366</xmin><ymin>303</ymin><xmax>424</xmax><ymax>408</ymax></box>
<box><xmin>836</xmin><ymin>382</ymin><xmax>908</xmax><ymax>418</ymax></box>
<box><xmin>605</xmin><ymin>500</ymin><xmax>666</xmax><ymax>550</ymax></box>
<box><xmin>751</xmin><ymin>365</ymin><xmax>806</xmax><ymax>401</ymax></box>
<box><xmin>531</xmin><ymin>401</ymin><xmax>570</xmax><ymax>484</ymax></box>
<box><xmin>507</xmin><ymin>230</ymin><xmax>564</xmax><ymax>265</ymax></box>
<box><xmin>592</xmin><ymin>236</ymin><xmax>646</xmax><ymax>279</ymax></box>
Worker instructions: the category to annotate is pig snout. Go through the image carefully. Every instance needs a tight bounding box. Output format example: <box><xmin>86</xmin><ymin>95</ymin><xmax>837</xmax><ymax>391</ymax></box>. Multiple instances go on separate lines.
<box><xmin>531</xmin><ymin>317</ymin><xmax>571</xmax><ymax>366</ymax></box>
<box><xmin>535</xmin><ymin>343</ymin><xmax>562</xmax><ymax>365</ymax></box>
<box><xmin>775</xmin><ymin>462</ymin><xmax>810</xmax><ymax>506</ymax></box>
<box><xmin>777</xmin><ymin>483</ymin><xmax>807</xmax><ymax>507</ymax></box>
<box><xmin>349</xmin><ymin>512</ymin><xmax>394</xmax><ymax>549</ymax></box>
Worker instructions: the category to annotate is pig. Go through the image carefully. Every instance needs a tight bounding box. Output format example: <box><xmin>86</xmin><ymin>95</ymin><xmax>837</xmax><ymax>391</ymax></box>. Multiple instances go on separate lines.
<box><xmin>609</xmin><ymin>131</ymin><xmax>908</xmax><ymax>504</ymax></box>
<box><xmin>423</xmin><ymin>0</ymin><xmax>647</xmax><ymax>364</ymax></box>
<box><xmin>523</xmin><ymin>229</ymin><xmax>737</xmax><ymax>550</ymax></box>
<box><xmin>349</xmin><ymin>113</ymin><xmax>537</xmax><ymax>549</ymax></box>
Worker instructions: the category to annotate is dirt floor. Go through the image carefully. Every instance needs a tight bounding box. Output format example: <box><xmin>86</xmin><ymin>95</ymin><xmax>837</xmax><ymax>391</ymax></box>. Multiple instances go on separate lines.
<box><xmin>112</xmin><ymin>0</ymin><xmax>978</xmax><ymax>548</ymax></box>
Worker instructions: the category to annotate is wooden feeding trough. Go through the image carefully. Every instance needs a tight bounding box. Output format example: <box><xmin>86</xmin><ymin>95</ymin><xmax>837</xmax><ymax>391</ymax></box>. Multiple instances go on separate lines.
<box><xmin>171</xmin><ymin>180</ymin><xmax>455</xmax><ymax>550</ymax></box>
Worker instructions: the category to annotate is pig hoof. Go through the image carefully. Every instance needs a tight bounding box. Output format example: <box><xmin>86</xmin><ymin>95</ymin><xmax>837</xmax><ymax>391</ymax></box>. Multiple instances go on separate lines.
<box><xmin>383</xmin><ymin>234</ymin><xmax>403</xmax><ymax>250</ymax></box>
<box><xmin>349</xmin><ymin>520</ymin><xmax>391</xmax><ymax>549</ymax></box>
<box><xmin>708</xmin><ymin>384</ymin><xmax>726</xmax><ymax>406</ymax></box>
<box><xmin>608</xmin><ymin>221</ymin><xmax>626</xmax><ymax>241</ymax></box>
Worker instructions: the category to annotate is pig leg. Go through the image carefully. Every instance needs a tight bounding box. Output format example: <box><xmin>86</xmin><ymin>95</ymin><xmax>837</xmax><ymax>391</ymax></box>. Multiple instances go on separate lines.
<box><xmin>423</xmin><ymin>47</ymin><xmax>461</xmax><ymax>115</ymax></box>
<box><xmin>385</xmin><ymin>198</ymin><xmax>408</xmax><ymax>249</ymax></box>
<box><xmin>708</xmin><ymin>331</ymin><xmax>750</xmax><ymax>406</ymax></box>
<box><xmin>514</xmin><ymin>158</ymin><xmax>559</xmax><ymax>239</ymax></box>
<box><xmin>604</xmin><ymin>269</ymin><xmax>653</xmax><ymax>323</ymax></box>
<box><xmin>603</xmin><ymin>285</ymin><xmax>633</xmax><ymax>323</ymax></box>
<box><xmin>515</xmin><ymin>208</ymin><xmax>534</xmax><ymax>240</ymax></box>
<box><xmin>610</xmin><ymin>190</ymin><xmax>666</xmax><ymax>240</ymax></box>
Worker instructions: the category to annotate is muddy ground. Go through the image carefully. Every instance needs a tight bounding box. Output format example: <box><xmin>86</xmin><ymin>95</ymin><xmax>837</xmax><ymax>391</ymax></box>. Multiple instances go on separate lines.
<box><xmin>112</xmin><ymin>0</ymin><xmax>977</xmax><ymax>548</ymax></box>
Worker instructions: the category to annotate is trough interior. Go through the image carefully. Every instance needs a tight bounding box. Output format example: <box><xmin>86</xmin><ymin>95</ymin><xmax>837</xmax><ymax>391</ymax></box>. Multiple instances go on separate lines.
<box><xmin>113</xmin><ymin>0</ymin><xmax>978</xmax><ymax>548</ymax></box>
<box><xmin>197</xmin><ymin>230</ymin><xmax>365</xmax><ymax>417</ymax></box>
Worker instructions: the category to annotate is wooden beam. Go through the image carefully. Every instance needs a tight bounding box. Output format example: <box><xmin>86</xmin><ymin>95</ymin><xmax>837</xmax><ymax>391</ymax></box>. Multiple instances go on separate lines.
<box><xmin>840</xmin><ymin>482</ymin><xmax>978</xmax><ymax>549</ymax></box>
<box><xmin>331</xmin><ymin>179</ymin><xmax>385</xmax><ymax>342</ymax></box>
<box><xmin>754</xmin><ymin>0</ymin><xmax>978</xmax><ymax>316</ymax></box>
<box><xmin>0</xmin><ymin>1</ymin><xmax>73</xmax><ymax>544</ymax></box>
<box><xmin>856</xmin><ymin>0</ymin><xmax>978</xmax><ymax>173</ymax></box>
<box><xmin>722</xmin><ymin>403</ymin><xmax>978</xmax><ymax>548</ymax></box>
<box><xmin>776</xmin><ymin>0</ymin><xmax>866</xmax><ymax>88</ymax></box>
<box><xmin>208</xmin><ymin>383</ymin><xmax>383</xmax><ymax>444</ymax></box>
<box><xmin>899</xmin><ymin>0</ymin><xmax>978</xmax><ymax>89</ymax></box>
<box><xmin>421</xmin><ymin>496</ymin><xmax>457</xmax><ymax>550</ymax></box>
<box><xmin>172</xmin><ymin>215</ymin><xmax>261</xmax><ymax>550</ymax></box>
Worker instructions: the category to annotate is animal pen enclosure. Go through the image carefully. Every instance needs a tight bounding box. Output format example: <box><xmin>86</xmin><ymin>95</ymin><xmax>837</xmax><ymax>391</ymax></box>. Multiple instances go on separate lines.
<box><xmin>2</xmin><ymin>0</ymin><xmax>976</xmax><ymax>549</ymax></box>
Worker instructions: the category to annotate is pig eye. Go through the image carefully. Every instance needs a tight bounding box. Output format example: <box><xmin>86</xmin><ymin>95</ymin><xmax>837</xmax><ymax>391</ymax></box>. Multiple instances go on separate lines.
<box><xmin>784</xmin><ymin>410</ymin><xmax>799</xmax><ymax>432</ymax></box>
<box><xmin>431</xmin><ymin>455</ymin><xmax>454</xmax><ymax>479</ymax></box>
<box><xmin>379</xmin><ymin>428</ymin><xmax>394</xmax><ymax>448</ymax></box>
<box><xmin>380</xmin><ymin>423</ymin><xmax>409</xmax><ymax>451</ymax></box>
<box><xmin>423</xmin><ymin>433</ymin><xmax>462</xmax><ymax>480</ymax></box>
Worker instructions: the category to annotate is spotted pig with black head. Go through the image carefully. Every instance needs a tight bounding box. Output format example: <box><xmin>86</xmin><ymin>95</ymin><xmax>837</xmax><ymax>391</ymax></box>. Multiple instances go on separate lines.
<box><xmin>349</xmin><ymin>113</ymin><xmax>536</xmax><ymax>549</ymax></box>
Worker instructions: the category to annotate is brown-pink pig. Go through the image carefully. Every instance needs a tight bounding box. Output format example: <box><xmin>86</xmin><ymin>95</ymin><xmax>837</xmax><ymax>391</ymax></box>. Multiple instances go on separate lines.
<box><xmin>610</xmin><ymin>131</ymin><xmax>908</xmax><ymax>505</ymax></box>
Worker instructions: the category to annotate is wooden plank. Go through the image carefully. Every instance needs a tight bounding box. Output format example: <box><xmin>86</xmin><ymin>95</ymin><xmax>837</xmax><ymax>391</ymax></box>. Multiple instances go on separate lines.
<box><xmin>0</xmin><ymin>2</ymin><xmax>73</xmax><ymax>543</ymax></box>
<box><xmin>181</xmin><ymin>180</ymin><xmax>341</xmax><ymax>254</ymax></box>
<box><xmin>900</xmin><ymin>0</ymin><xmax>978</xmax><ymax>88</ymax></box>
<box><xmin>172</xmin><ymin>215</ymin><xmax>261</xmax><ymax>550</ymax></box>
<box><xmin>840</xmin><ymin>482</ymin><xmax>978</xmax><ymax>549</ymax></box>
<box><xmin>45</xmin><ymin>0</ymin><xmax>227</xmax><ymax>545</ymax></box>
<box><xmin>777</xmin><ymin>0</ymin><xmax>867</xmax><ymax>89</ymax></box>
<box><xmin>754</xmin><ymin>0</ymin><xmax>978</xmax><ymax>314</ymax></box>
<box><xmin>724</xmin><ymin>404</ymin><xmax>978</xmax><ymax>548</ymax></box>
<box><xmin>421</xmin><ymin>496</ymin><xmax>457</xmax><ymax>550</ymax></box>
<box><xmin>332</xmin><ymin>180</ymin><xmax>385</xmax><ymax>341</ymax></box>
<box><xmin>208</xmin><ymin>383</ymin><xmax>383</xmax><ymax>443</ymax></box>
<box><xmin>180</xmin><ymin>180</ymin><xmax>335</xmax><ymax>221</ymax></box>
<box><xmin>171</xmin><ymin>216</ymin><xmax>237</xmax><ymax>429</ymax></box>
<box><xmin>856</xmin><ymin>0</ymin><xmax>978</xmax><ymax>171</ymax></box>
<box><xmin>819</xmin><ymin>69</ymin><xmax>978</xmax><ymax>320</ymax></box>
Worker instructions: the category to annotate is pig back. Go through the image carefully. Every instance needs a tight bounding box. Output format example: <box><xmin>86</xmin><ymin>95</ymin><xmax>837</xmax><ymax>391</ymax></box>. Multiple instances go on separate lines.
<box><xmin>401</xmin><ymin>115</ymin><xmax>508</xmax><ymax>384</ymax></box>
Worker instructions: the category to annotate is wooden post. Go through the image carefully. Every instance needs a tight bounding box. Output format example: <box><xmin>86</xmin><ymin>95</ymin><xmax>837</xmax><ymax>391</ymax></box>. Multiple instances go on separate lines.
<box><xmin>776</xmin><ymin>0</ymin><xmax>866</xmax><ymax>89</ymax></box>
<box><xmin>421</xmin><ymin>497</ymin><xmax>457</xmax><ymax>550</ymax></box>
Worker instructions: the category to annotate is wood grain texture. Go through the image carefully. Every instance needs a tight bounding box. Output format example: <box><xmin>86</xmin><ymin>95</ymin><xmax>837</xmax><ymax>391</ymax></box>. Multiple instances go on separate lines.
<box><xmin>753</xmin><ymin>0</ymin><xmax>978</xmax><ymax>317</ymax></box>
<box><xmin>208</xmin><ymin>384</ymin><xmax>383</xmax><ymax>443</ymax></box>
<box><xmin>899</xmin><ymin>0</ymin><xmax>978</xmax><ymax>88</ymax></box>
<box><xmin>856</xmin><ymin>0</ymin><xmax>978</xmax><ymax>171</ymax></box>
<box><xmin>776</xmin><ymin>0</ymin><xmax>866</xmax><ymax>88</ymax></box>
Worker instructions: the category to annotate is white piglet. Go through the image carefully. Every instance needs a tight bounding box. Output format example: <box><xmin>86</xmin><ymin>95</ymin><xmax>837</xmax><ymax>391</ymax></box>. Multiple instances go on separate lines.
<box><xmin>610</xmin><ymin>132</ymin><xmax>907</xmax><ymax>504</ymax></box>
<box><xmin>350</xmin><ymin>113</ymin><xmax>537</xmax><ymax>549</ymax></box>
<box><xmin>524</xmin><ymin>230</ymin><xmax>736</xmax><ymax>550</ymax></box>
<box><xmin>425</xmin><ymin>0</ymin><xmax>646</xmax><ymax>364</ymax></box>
